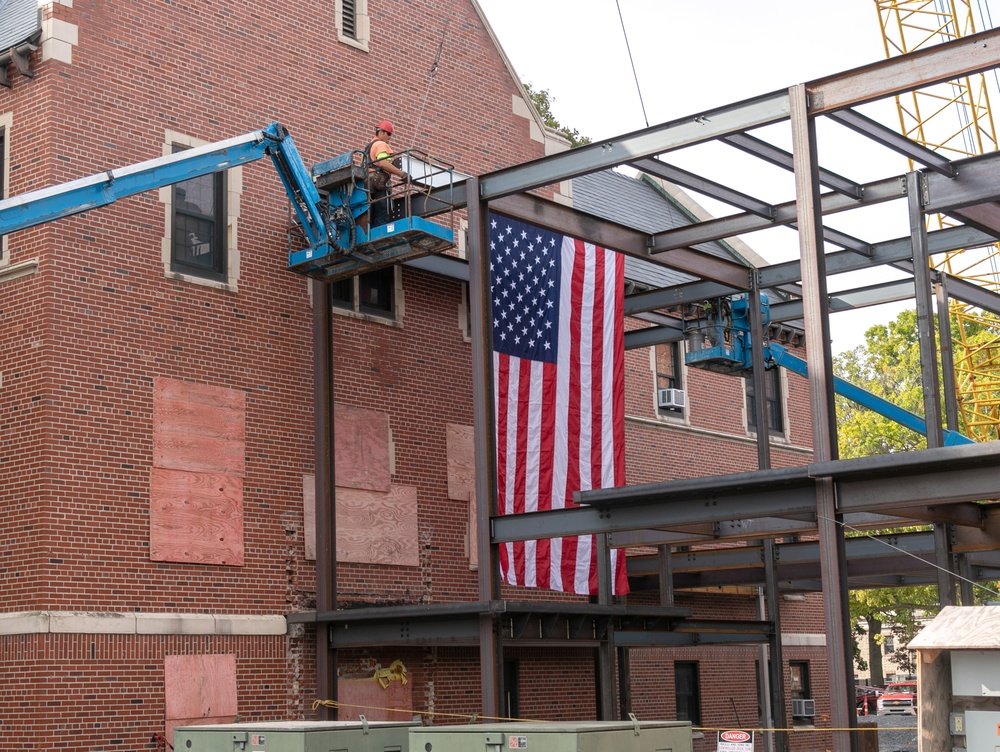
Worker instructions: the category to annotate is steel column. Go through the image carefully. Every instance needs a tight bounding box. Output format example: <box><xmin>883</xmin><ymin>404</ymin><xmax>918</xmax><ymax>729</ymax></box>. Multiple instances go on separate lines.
<box><xmin>789</xmin><ymin>83</ymin><xmax>853</xmax><ymax>751</ymax></box>
<box><xmin>468</xmin><ymin>180</ymin><xmax>503</xmax><ymax>716</ymax></box>
<box><xmin>934</xmin><ymin>279</ymin><xmax>961</xmax><ymax>434</ymax></box>
<box><xmin>763</xmin><ymin>540</ymin><xmax>787</xmax><ymax>752</ymax></box>
<box><xmin>596</xmin><ymin>534</ymin><xmax>616</xmax><ymax>720</ymax></box>
<box><xmin>312</xmin><ymin>279</ymin><xmax>337</xmax><ymax>718</ymax></box>
<box><xmin>908</xmin><ymin>170</ymin><xmax>957</xmax><ymax>608</ymax></box>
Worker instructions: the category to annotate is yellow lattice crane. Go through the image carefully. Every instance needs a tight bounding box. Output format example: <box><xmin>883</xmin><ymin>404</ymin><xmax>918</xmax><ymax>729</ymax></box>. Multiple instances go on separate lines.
<box><xmin>876</xmin><ymin>0</ymin><xmax>1000</xmax><ymax>441</ymax></box>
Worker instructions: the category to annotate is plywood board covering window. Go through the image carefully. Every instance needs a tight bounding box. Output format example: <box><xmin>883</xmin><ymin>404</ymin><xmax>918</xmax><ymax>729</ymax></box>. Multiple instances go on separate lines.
<box><xmin>302</xmin><ymin>403</ymin><xmax>418</xmax><ymax>567</ymax></box>
<box><xmin>163</xmin><ymin>654</ymin><xmax>237</xmax><ymax>743</ymax></box>
<box><xmin>150</xmin><ymin>378</ymin><xmax>246</xmax><ymax>565</ymax></box>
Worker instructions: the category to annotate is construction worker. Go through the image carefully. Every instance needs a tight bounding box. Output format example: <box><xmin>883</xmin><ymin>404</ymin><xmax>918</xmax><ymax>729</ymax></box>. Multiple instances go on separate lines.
<box><xmin>367</xmin><ymin>120</ymin><xmax>409</xmax><ymax>228</ymax></box>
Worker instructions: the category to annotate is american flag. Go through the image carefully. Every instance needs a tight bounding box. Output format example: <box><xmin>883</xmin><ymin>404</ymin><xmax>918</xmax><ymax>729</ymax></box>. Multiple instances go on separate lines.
<box><xmin>490</xmin><ymin>213</ymin><xmax>629</xmax><ymax>595</ymax></box>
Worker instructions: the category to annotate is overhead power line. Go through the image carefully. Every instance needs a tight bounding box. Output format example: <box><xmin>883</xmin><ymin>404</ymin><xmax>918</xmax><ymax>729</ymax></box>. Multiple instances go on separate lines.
<box><xmin>615</xmin><ymin>0</ymin><xmax>649</xmax><ymax>128</ymax></box>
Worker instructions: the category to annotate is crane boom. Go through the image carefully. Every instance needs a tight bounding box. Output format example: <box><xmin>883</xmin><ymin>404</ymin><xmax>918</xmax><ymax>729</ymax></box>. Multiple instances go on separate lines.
<box><xmin>0</xmin><ymin>122</ymin><xmax>455</xmax><ymax>281</ymax></box>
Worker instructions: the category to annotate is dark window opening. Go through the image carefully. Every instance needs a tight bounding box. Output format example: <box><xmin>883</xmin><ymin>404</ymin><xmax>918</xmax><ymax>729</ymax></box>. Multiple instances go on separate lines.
<box><xmin>331</xmin><ymin>278</ymin><xmax>354</xmax><ymax>309</ymax></box>
<box><xmin>330</xmin><ymin>268</ymin><xmax>396</xmax><ymax>320</ymax></box>
<box><xmin>675</xmin><ymin>661</ymin><xmax>701</xmax><ymax>725</ymax></box>
<box><xmin>358</xmin><ymin>267</ymin><xmax>393</xmax><ymax>316</ymax></box>
<box><xmin>171</xmin><ymin>145</ymin><xmax>226</xmax><ymax>281</ymax></box>
<box><xmin>746</xmin><ymin>367</ymin><xmax>783</xmax><ymax>435</ymax></box>
<box><xmin>504</xmin><ymin>660</ymin><xmax>519</xmax><ymax>720</ymax></box>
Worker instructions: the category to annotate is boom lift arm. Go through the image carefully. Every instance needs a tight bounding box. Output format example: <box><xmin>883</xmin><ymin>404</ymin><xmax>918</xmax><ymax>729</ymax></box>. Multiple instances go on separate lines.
<box><xmin>0</xmin><ymin>122</ymin><xmax>454</xmax><ymax>280</ymax></box>
<box><xmin>683</xmin><ymin>295</ymin><xmax>974</xmax><ymax>446</ymax></box>
<box><xmin>765</xmin><ymin>342</ymin><xmax>973</xmax><ymax>446</ymax></box>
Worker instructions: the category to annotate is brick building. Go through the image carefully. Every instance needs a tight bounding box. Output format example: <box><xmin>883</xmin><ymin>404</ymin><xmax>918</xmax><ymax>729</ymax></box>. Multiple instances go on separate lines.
<box><xmin>0</xmin><ymin>1</ymin><xmax>827</xmax><ymax>750</ymax></box>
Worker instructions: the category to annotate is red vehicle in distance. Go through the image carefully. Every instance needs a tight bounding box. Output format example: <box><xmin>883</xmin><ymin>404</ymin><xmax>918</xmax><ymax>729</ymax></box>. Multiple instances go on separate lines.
<box><xmin>877</xmin><ymin>681</ymin><xmax>917</xmax><ymax>715</ymax></box>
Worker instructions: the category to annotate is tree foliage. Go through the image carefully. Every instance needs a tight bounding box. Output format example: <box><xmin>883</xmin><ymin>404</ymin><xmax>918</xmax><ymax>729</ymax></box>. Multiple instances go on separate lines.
<box><xmin>522</xmin><ymin>83</ymin><xmax>592</xmax><ymax>148</ymax></box>
<box><xmin>834</xmin><ymin>308</ymin><xmax>928</xmax><ymax>457</ymax></box>
<box><xmin>835</xmin><ymin>309</ymin><xmax>939</xmax><ymax>680</ymax></box>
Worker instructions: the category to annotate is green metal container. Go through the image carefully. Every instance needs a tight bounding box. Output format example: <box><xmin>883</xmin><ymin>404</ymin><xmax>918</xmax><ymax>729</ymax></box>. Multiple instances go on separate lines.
<box><xmin>410</xmin><ymin>720</ymin><xmax>692</xmax><ymax>752</ymax></box>
<box><xmin>174</xmin><ymin>719</ymin><xmax>418</xmax><ymax>752</ymax></box>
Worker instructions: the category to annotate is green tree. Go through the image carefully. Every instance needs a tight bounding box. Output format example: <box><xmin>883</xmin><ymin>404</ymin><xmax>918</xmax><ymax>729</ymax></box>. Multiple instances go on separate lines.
<box><xmin>835</xmin><ymin>308</ymin><xmax>928</xmax><ymax>457</ymax></box>
<box><xmin>835</xmin><ymin>309</ymin><xmax>940</xmax><ymax>683</ymax></box>
<box><xmin>523</xmin><ymin>83</ymin><xmax>591</xmax><ymax>148</ymax></box>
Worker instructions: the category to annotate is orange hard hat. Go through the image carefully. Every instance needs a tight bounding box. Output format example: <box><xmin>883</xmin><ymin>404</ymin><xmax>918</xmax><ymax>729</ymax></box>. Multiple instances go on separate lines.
<box><xmin>376</xmin><ymin>120</ymin><xmax>394</xmax><ymax>135</ymax></box>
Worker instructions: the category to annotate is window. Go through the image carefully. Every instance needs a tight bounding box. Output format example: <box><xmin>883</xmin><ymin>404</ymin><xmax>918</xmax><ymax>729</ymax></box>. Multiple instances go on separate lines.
<box><xmin>0</xmin><ymin>124</ymin><xmax>6</xmax><ymax>265</ymax></box>
<box><xmin>655</xmin><ymin>341</ymin><xmax>683</xmax><ymax>415</ymax></box>
<box><xmin>161</xmin><ymin>131</ymin><xmax>242</xmax><ymax>290</ymax></box>
<box><xmin>331</xmin><ymin>266</ymin><xmax>399</xmax><ymax>321</ymax></box>
<box><xmin>504</xmin><ymin>660</ymin><xmax>519</xmax><ymax>720</ymax></box>
<box><xmin>746</xmin><ymin>367</ymin><xmax>784</xmax><ymax>435</ymax></box>
<box><xmin>171</xmin><ymin>145</ymin><xmax>226</xmax><ymax>281</ymax></box>
<box><xmin>884</xmin><ymin>636</ymin><xmax>894</xmax><ymax>654</ymax></box>
<box><xmin>674</xmin><ymin>661</ymin><xmax>701</xmax><ymax>725</ymax></box>
<box><xmin>336</xmin><ymin>0</ymin><xmax>370</xmax><ymax>50</ymax></box>
<box><xmin>789</xmin><ymin>660</ymin><xmax>811</xmax><ymax>702</ymax></box>
<box><xmin>460</xmin><ymin>282</ymin><xmax>472</xmax><ymax>340</ymax></box>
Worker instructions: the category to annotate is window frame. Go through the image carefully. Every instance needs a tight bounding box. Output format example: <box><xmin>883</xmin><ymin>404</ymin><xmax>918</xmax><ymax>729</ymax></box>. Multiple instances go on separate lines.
<box><xmin>335</xmin><ymin>0</ymin><xmax>370</xmax><ymax>51</ymax></box>
<box><xmin>674</xmin><ymin>661</ymin><xmax>701</xmax><ymax>725</ymax></box>
<box><xmin>789</xmin><ymin>659</ymin><xmax>811</xmax><ymax>701</ymax></box>
<box><xmin>654</xmin><ymin>340</ymin><xmax>685</xmax><ymax>417</ymax></box>
<box><xmin>746</xmin><ymin>365</ymin><xmax>786</xmax><ymax>438</ymax></box>
<box><xmin>330</xmin><ymin>266</ymin><xmax>402</xmax><ymax>325</ymax></box>
<box><xmin>160</xmin><ymin>130</ymin><xmax>242</xmax><ymax>292</ymax></box>
<box><xmin>170</xmin><ymin>144</ymin><xmax>227</xmax><ymax>282</ymax></box>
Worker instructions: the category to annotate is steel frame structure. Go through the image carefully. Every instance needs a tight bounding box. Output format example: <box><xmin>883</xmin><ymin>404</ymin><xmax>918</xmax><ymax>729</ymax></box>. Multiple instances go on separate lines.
<box><xmin>295</xmin><ymin>28</ymin><xmax>1000</xmax><ymax>752</ymax></box>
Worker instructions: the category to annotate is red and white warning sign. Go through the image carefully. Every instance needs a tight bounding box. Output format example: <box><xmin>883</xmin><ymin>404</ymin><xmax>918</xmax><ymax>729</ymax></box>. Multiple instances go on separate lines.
<box><xmin>717</xmin><ymin>729</ymin><xmax>754</xmax><ymax>751</ymax></box>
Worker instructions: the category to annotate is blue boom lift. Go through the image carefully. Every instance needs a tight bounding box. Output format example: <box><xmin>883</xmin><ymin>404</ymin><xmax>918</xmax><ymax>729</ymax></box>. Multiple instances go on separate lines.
<box><xmin>0</xmin><ymin>122</ymin><xmax>456</xmax><ymax>280</ymax></box>
<box><xmin>683</xmin><ymin>294</ymin><xmax>974</xmax><ymax>446</ymax></box>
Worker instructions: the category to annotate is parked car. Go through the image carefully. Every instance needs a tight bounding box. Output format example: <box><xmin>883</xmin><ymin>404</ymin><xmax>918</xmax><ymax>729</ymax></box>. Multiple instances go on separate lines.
<box><xmin>877</xmin><ymin>681</ymin><xmax>917</xmax><ymax>715</ymax></box>
<box><xmin>855</xmin><ymin>684</ymin><xmax>882</xmax><ymax>714</ymax></box>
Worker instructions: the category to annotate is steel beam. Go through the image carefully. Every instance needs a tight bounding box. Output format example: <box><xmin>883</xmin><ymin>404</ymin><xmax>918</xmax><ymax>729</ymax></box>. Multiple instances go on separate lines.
<box><xmin>760</xmin><ymin>225</ymin><xmax>995</xmax><ymax>288</ymax></box>
<box><xmin>489</xmin><ymin>193</ymin><xmax>753</xmax><ymax>288</ymax></box>
<box><xmin>478</xmin><ymin>90</ymin><xmax>792</xmax><ymax>200</ymax></box>
<box><xmin>615</xmin><ymin>631</ymin><xmax>770</xmax><ymax>646</ymax></box>
<box><xmin>806</xmin><ymin>27</ymin><xmax>1000</xmax><ymax>113</ymax></box>
<box><xmin>628</xmin><ymin>157</ymin><xmax>776</xmax><ymax>218</ymax></box>
<box><xmin>825</xmin><ymin>108</ymin><xmax>956</xmax><ymax>177</ymax></box>
<box><xmin>652</xmin><ymin>150</ymin><xmax>1000</xmax><ymax>255</ymax></box>
<box><xmin>938</xmin><ymin>269</ymin><xmax>1000</xmax><ymax>316</ymax></box>
<box><xmin>721</xmin><ymin>131</ymin><xmax>862</xmax><ymax>198</ymax></box>
<box><xmin>650</xmin><ymin>172</ymin><xmax>904</xmax><ymax>252</ymax></box>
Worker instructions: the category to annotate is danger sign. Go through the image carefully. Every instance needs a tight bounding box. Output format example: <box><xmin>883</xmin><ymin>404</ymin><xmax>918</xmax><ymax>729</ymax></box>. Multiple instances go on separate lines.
<box><xmin>717</xmin><ymin>729</ymin><xmax>754</xmax><ymax>751</ymax></box>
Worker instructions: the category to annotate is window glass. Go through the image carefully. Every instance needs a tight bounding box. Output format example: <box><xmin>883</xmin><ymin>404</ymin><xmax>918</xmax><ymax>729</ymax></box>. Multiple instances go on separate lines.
<box><xmin>171</xmin><ymin>146</ymin><xmax>226</xmax><ymax>280</ymax></box>
<box><xmin>674</xmin><ymin>661</ymin><xmax>701</xmax><ymax>725</ymax></box>
<box><xmin>746</xmin><ymin>367</ymin><xmax>784</xmax><ymax>434</ymax></box>
<box><xmin>330</xmin><ymin>267</ymin><xmax>397</xmax><ymax>321</ymax></box>
<box><xmin>331</xmin><ymin>278</ymin><xmax>354</xmax><ymax>309</ymax></box>
<box><xmin>789</xmin><ymin>660</ymin><xmax>811</xmax><ymax>700</ymax></box>
<box><xmin>655</xmin><ymin>341</ymin><xmax>682</xmax><ymax>415</ymax></box>
<box><xmin>358</xmin><ymin>267</ymin><xmax>393</xmax><ymax>315</ymax></box>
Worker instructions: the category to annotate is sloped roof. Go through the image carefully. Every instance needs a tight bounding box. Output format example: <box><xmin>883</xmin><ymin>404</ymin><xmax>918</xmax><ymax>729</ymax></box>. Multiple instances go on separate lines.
<box><xmin>908</xmin><ymin>605</ymin><xmax>1000</xmax><ymax>650</ymax></box>
<box><xmin>571</xmin><ymin>169</ymin><xmax>751</xmax><ymax>289</ymax></box>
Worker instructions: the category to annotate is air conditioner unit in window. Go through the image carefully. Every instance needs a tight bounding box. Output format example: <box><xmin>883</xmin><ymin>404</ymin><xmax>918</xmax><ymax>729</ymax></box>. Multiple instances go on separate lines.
<box><xmin>792</xmin><ymin>698</ymin><xmax>816</xmax><ymax>718</ymax></box>
<box><xmin>657</xmin><ymin>388</ymin><xmax>686</xmax><ymax>409</ymax></box>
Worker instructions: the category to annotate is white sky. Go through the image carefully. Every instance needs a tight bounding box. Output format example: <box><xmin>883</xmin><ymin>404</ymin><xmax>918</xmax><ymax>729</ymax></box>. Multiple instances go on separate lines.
<box><xmin>473</xmin><ymin>0</ymin><xmax>1000</xmax><ymax>353</ymax></box>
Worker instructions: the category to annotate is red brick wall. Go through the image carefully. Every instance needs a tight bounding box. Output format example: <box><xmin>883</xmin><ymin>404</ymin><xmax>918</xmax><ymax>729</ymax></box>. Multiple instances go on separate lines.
<box><xmin>0</xmin><ymin>633</ymin><xmax>288</xmax><ymax>751</ymax></box>
<box><xmin>0</xmin><ymin>0</ymin><xmax>827</xmax><ymax>748</ymax></box>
